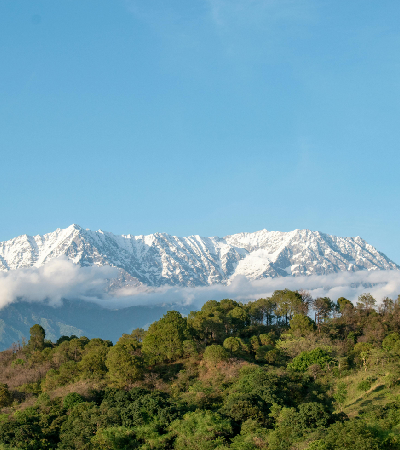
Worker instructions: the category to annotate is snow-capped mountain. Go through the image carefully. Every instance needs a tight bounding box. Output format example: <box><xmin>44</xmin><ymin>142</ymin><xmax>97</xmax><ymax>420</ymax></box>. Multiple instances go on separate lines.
<box><xmin>0</xmin><ymin>225</ymin><xmax>398</xmax><ymax>287</ymax></box>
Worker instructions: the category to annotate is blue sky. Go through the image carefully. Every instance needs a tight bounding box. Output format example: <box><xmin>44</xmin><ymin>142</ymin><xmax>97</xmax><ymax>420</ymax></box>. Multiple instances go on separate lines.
<box><xmin>1</xmin><ymin>0</ymin><xmax>400</xmax><ymax>263</ymax></box>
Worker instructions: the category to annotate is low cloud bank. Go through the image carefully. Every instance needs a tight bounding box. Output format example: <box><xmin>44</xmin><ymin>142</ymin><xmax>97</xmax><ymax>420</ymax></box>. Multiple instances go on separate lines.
<box><xmin>113</xmin><ymin>269</ymin><xmax>400</xmax><ymax>309</ymax></box>
<box><xmin>0</xmin><ymin>257</ymin><xmax>118</xmax><ymax>309</ymax></box>
<box><xmin>0</xmin><ymin>258</ymin><xmax>400</xmax><ymax>310</ymax></box>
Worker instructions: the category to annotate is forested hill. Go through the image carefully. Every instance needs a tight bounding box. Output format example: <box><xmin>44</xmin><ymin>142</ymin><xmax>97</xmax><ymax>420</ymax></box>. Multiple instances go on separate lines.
<box><xmin>1</xmin><ymin>290</ymin><xmax>400</xmax><ymax>449</ymax></box>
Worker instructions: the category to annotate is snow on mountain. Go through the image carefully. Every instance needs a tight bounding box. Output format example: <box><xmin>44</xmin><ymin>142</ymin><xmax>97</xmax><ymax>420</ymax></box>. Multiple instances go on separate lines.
<box><xmin>0</xmin><ymin>225</ymin><xmax>398</xmax><ymax>288</ymax></box>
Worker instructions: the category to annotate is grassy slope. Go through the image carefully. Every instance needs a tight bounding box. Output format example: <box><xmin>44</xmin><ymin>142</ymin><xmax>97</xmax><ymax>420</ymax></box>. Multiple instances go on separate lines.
<box><xmin>336</xmin><ymin>365</ymin><xmax>400</xmax><ymax>418</ymax></box>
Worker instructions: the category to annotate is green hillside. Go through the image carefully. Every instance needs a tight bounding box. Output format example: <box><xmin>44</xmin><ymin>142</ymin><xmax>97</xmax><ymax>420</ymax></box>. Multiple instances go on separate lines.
<box><xmin>1</xmin><ymin>290</ymin><xmax>400</xmax><ymax>449</ymax></box>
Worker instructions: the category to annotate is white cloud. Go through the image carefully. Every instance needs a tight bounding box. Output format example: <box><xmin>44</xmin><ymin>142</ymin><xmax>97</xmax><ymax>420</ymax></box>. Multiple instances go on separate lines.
<box><xmin>0</xmin><ymin>258</ymin><xmax>399</xmax><ymax>311</ymax></box>
<box><xmin>112</xmin><ymin>269</ymin><xmax>400</xmax><ymax>309</ymax></box>
<box><xmin>0</xmin><ymin>257</ymin><xmax>118</xmax><ymax>309</ymax></box>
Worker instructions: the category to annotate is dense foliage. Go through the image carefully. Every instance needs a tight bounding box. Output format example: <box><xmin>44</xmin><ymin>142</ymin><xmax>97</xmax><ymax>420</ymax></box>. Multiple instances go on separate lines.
<box><xmin>1</xmin><ymin>290</ymin><xmax>400</xmax><ymax>448</ymax></box>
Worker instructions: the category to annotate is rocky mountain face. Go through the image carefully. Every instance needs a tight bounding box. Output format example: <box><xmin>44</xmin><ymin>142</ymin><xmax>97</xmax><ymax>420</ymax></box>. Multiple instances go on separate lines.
<box><xmin>0</xmin><ymin>225</ymin><xmax>398</xmax><ymax>287</ymax></box>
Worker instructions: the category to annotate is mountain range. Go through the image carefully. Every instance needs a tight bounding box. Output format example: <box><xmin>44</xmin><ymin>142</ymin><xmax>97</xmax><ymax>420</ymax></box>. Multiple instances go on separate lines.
<box><xmin>0</xmin><ymin>225</ymin><xmax>398</xmax><ymax>288</ymax></box>
<box><xmin>0</xmin><ymin>225</ymin><xmax>398</xmax><ymax>349</ymax></box>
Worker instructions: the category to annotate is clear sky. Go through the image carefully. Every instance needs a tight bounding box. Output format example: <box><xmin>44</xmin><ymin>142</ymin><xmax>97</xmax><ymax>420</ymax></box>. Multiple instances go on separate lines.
<box><xmin>1</xmin><ymin>1</ymin><xmax>399</xmax><ymax>263</ymax></box>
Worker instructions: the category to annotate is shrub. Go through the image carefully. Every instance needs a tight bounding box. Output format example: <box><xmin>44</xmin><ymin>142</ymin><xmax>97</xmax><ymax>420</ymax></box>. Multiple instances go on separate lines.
<box><xmin>323</xmin><ymin>420</ymin><xmax>380</xmax><ymax>449</ymax></box>
<box><xmin>333</xmin><ymin>382</ymin><xmax>347</xmax><ymax>410</ymax></box>
<box><xmin>63</xmin><ymin>392</ymin><xmax>84</xmax><ymax>410</ymax></box>
<box><xmin>91</xmin><ymin>426</ymin><xmax>139</xmax><ymax>449</ymax></box>
<box><xmin>11</xmin><ymin>359</ymin><xmax>24</xmax><ymax>368</ymax></box>
<box><xmin>306</xmin><ymin>441</ymin><xmax>328</xmax><ymax>450</ymax></box>
<box><xmin>229</xmin><ymin>419</ymin><xmax>268</xmax><ymax>449</ymax></box>
<box><xmin>170</xmin><ymin>410</ymin><xmax>233</xmax><ymax>450</ymax></box>
<box><xmin>384</xmin><ymin>373</ymin><xmax>398</xmax><ymax>388</ymax></box>
<box><xmin>259</xmin><ymin>333</ymin><xmax>275</xmax><ymax>346</ymax></box>
<box><xmin>250</xmin><ymin>336</ymin><xmax>260</xmax><ymax>352</ymax></box>
<box><xmin>382</xmin><ymin>333</ymin><xmax>400</xmax><ymax>353</ymax></box>
<box><xmin>287</xmin><ymin>348</ymin><xmax>334</xmax><ymax>372</ymax></box>
<box><xmin>203</xmin><ymin>345</ymin><xmax>229</xmax><ymax>368</ymax></box>
<box><xmin>0</xmin><ymin>384</ymin><xmax>12</xmax><ymax>408</ymax></box>
<box><xmin>357</xmin><ymin>380</ymin><xmax>371</xmax><ymax>392</ymax></box>
<box><xmin>255</xmin><ymin>345</ymin><xmax>273</xmax><ymax>361</ymax></box>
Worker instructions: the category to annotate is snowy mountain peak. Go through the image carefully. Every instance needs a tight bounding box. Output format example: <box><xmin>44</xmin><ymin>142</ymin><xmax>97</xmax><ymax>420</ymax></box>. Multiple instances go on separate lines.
<box><xmin>0</xmin><ymin>225</ymin><xmax>398</xmax><ymax>287</ymax></box>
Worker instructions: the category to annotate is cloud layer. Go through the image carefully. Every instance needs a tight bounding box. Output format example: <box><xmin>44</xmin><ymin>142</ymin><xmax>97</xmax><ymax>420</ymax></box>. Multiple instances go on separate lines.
<box><xmin>113</xmin><ymin>268</ymin><xmax>400</xmax><ymax>309</ymax></box>
<box><xmin>0</xmin><ymin>258</ymin><xmax>400</xmax><ymax>311</ymax></box>
<box><xmin>0</xmin><ymin>257</ymin><xmax>118</xmax><ymax>309</ymax></box>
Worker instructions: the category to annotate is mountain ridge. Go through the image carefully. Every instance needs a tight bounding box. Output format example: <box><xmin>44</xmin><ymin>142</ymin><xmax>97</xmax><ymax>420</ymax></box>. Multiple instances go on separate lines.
<box><xmin>0</xmin><ymin>224</ymin><xmax>400</xmax><ymax>286</ymax></box>
<box><xmin>0</xmin><ymin>225</ymin><xmax>398</xmax><ymax>288</ymax></box>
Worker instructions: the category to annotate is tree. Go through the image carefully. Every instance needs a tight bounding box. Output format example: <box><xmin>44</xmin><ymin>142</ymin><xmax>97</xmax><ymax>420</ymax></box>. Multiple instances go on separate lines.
<box><xmin>229</xmin><ymin>366</ymin><xmax>286</xmax><ymax>408</ymax></box>
<box><xmin>183</xmin><ymin>339</ymin><xmax>198</xmax><ymax>357</ymax></box>
<box><xmin>289</xmin><ymin>314</ymin><xmax>315</xmax><ymax>336</ymax></box>
<box><xmin>220</xmin><ymin>299</ymin><xmax>241</xmax><ymax>313</ymax></box>
<box><xmin>227</xmin><ymin>306</ymin><xmax>250</xmax><ymax>333</ymax></box>
<box><xmin>78</xmin><ymin>338</ymin><xmax>112</xmax><ymax>380</ymax></box>
<box><xmin>337</xmin><ymin>297</ymin><xmax>353</xmax><ymax>314</ymax></box>
<box><xmin>298</xmin><ymin>290</ymin><xmax>313</xmax><ymax>310</ymax></box>
<box><xmin>247</xmin><ymin>297</ymin><xmax>276</xmax><ymax>326</ymax></box>
<box><xmin>142</xmin><ymin>311</ymin><xmax>188</xmax><ymax>364</ymax></box>
<box><xmin>187</xmin><ymin>302</ymin><xmax>226</xmax><ymax>344</ymax></box>
<box><xmin>223</xmin><ymin>337</ymin><xmax>241</xmax><ymax>355</ymax></box>
<box><xmin>52</xmin><ymin>338</ymin><xmax>86</xmax><ymax>366</ymax></box>
<box><xmin>256</xmin><ymin>345</ymin><xmax>275</xmax><ymax>362</ymax></box>
<box><xmin>271</xmin><ymin>290</ymin><xmax>307</xmax><ymax>325</ymax></box>
<box><xmin>294</xmin><ymin>402</ymin><xmax>330</xmax><ymax>433</ymax></box>
<box><xmin>313</xmin><ymin>297</ymin><xmax>335</xmax><ymax>331</ymax></box>
<box><xmin>357</xmin><ymin>379</ymin><xmax>371</xmax><ymax>392</ymax></box>
<box><xmin>28</xmin><ymin>324</ymin><xmax>46</xmax><ymax>352</ymax></box>
<box><xmin>380</xmin><ymin>297</ymin><xmax>395</xmax><ymax>314</ymax></box>
<box><xmin>130</xmin><ymin>328</ymin><xmax>145</xmax><ymax>342</ymax></box>
<box><xmin>222</xmin><ymin>393</ymin><xmax>267</xmax><ymax>424</ymax></box>
<box><xmin>106</xmin><ymin>333</ymin><xmax>144</xmax><ymax>388</ymax></box>
<box><xmin>268</xmin><ymin>403</ymin><xmax>330</xmax><ymax>450</ymax></box>
<box><xmin>357</xmin><ymin>293</ymin><xmax>376</xmax><ymax>311</ymax></box>
<box><xmin>56</xmin><ymin>335</ymin><xmax>72</xmax><ymax>346</ymax></box>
